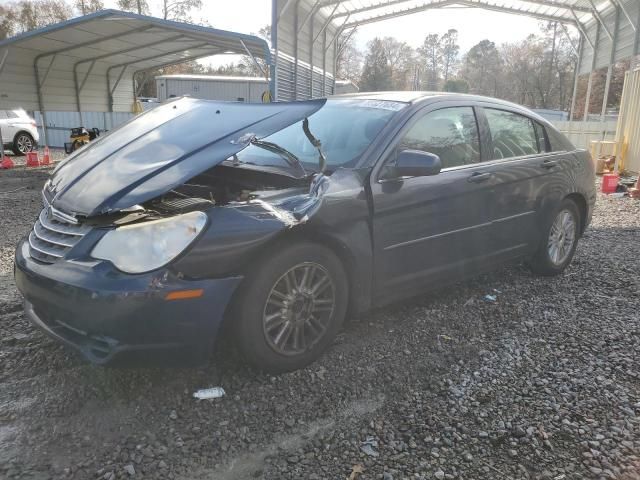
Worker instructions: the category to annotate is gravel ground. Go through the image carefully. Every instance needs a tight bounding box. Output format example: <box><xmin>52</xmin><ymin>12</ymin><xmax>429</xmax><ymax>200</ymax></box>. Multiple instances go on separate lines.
<box><xmin>0</xmin><ymin>171</ymin><xmax>639</xmax><ymax>480</ymax></box>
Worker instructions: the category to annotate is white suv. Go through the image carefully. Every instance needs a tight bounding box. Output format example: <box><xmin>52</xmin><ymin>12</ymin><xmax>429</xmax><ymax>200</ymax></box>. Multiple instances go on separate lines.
<box><xmin>0</xmin><ymin>109</ymin><xmax>39</xmax><ymax>155</ymax></box>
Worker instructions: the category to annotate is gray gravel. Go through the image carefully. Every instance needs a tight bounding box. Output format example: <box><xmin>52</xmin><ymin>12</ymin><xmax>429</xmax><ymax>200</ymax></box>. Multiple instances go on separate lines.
<box><xmin>0</xmin><ymin>171</ymin><xmax>639</xmax><ymax>480</ymax></box>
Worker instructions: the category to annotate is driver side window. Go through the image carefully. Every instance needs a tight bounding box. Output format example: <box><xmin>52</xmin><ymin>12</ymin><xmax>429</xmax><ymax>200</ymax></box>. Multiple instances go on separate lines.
<box><xmin>398</xmin><ymin>107</ymin><xmax>481</xmax><ymax>169</ymax></box>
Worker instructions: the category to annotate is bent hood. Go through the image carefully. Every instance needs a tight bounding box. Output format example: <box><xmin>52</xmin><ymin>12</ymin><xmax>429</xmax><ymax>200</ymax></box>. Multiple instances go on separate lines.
<box><xmin>47</xmin><ymin>97</ymin><xmax>326</xmax><ymax>217</ymax></box>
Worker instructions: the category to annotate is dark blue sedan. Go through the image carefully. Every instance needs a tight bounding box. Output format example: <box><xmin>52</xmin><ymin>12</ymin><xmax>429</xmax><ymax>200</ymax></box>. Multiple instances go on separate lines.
<box><xmin>14</xmin><ymin>92</ymin><xmax>596</xmax><ymax>372</ymax></box>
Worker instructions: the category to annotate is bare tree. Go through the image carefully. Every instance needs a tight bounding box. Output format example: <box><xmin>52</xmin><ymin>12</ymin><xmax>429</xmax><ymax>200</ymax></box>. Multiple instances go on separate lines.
<box><xmin>12</xmin><ymin>0</ymin><xmax>72</xmax><ymax>33</ymax></box>
<box><xmin>117</xmin><ymin>0</ymin><xmax>150</xmax><ymax>15</ymax></box>
<box><xmin>336</xmin><ymin>31</ymin><xmax>363</xmax><ymax>84</ymax></box>
<box><xmin>161</xmin><ymin>0</ymin><xmax>202</xmax><ymax>21</ymax></box>
<box><xmin>381</xmin><ymin>36</ymin><xmax>416</xmax><ymax>90</ymax></box>
<box><xmin>0</xmin><ymin>5</ymin><xmax>18</xmax><ymax>39</ymax></box>
<box><xmin>75</xmin><ymin>0</ymin><xmax>103</xmax><ymax>14</ymax></box>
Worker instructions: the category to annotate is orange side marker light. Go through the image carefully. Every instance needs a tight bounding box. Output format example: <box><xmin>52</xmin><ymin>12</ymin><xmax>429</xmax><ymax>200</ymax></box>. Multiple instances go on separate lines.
<box><xmin>165</xmin><ymin>289</ymin><xmax>204</xmax><ymax>301</ymax></box>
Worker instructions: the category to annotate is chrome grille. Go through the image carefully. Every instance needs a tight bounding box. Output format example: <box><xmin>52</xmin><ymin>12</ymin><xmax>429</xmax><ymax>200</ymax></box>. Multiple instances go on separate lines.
<box><xmin>28</xmin><ymin>204</ymin><xmax>91</xmax><ymax>263</ymax></box>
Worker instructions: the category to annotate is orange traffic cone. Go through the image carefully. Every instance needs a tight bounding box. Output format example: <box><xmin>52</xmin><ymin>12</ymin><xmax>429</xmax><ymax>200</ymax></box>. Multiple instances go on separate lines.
<box><xmin>41</xmin><ymin>146</ymin><xmax>51</xmax><ymax>165</ymax></box>
<box><xmin>26</xmin><ymin>151</ymin><xmax>40</xmax><ymax>167</ymax></box>
<box><xmin>1</xmin><ymin>152</ymin><xmax>14</xmax><ymax>169</ymax></box>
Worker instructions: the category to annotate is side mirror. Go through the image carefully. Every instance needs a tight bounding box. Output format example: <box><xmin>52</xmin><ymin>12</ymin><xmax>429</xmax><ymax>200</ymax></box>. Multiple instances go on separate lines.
<box><xmin>390</xmin><ymin>149</ymin><xmax>442</xmax><ymax>178</ymax></box>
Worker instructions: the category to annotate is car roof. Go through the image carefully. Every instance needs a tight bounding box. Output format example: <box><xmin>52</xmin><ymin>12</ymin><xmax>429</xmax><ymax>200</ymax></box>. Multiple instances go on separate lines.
<box><xmin>330</xmin><ymin>91</ymin><xmax>550</xmax><ymax>124</ymax></box>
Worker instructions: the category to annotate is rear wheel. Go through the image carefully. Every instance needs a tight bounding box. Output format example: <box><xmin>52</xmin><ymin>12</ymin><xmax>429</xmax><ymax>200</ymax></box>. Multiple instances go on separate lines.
<box><xmin>233</xmin><ymin>242</ymin><xmax>348</xmax><ymax>373</ymax></box>
<box><xmin>528</xmin><ymin>198</ymin><xmax>581</xmax><ymax>276</ymax></box>
<box><xmin>12</xmin><ymin>132</ymin><xmax>34</xmax><ymax>155</ymax></box>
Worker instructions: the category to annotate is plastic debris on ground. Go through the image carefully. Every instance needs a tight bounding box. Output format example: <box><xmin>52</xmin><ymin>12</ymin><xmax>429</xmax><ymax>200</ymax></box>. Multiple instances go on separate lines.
<box><xmin>360</xmin><ymin>437</ymin><xmax>379</xmax><ymax>457</ymax></box>
<box><xmin>483</xmin><ymin>294</ymin><xmax>497</xmax><ymax>302</ymax></box>
<box><xmin>193</xmin><ymin>387</ymin><xmax>226</xmax><ymax>400</ymax></box>
<box><xmin>348</xmin><ymin>464</ymin><xmax>365</xmax><ymax>480</ymax></box>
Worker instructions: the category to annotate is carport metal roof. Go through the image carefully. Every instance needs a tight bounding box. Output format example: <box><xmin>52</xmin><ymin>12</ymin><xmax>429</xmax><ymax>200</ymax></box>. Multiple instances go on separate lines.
<box><xmin>314</xmin><ymin>0</ymin><xmax>616</xmax><ymax>28</ymax></box>
<box><xmin>274</xmin><ymin>0</ymin><xmax>639</xmax><ymax>118</ymax></box>
<box><xmin>0</xmin><ymin>9</ymin><xmax>273</xmax><ymax>143</ymax></box>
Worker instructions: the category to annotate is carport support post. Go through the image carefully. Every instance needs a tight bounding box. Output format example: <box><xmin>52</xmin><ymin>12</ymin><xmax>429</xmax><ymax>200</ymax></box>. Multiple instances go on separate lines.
<box><xmin>33</xmin><ymin>58</ymin><xmax>49</xmax><ymax>148</ymax></box>
<box><xmin>583</xmin><ymin>22</ymin><xmax>600</xmax><ymax>122</ymax></box>
<box><xmin>635</xmin><ymin>5</ymin><xmax>640</xmax><ymax>56</ymax></box>
<box><xmin>569</xmin><ymin>36</ymin><xmax>583</xmax><ymax>122</ymax></box>
<box><xmin>309</xmin><ymin>9</ymin><xmax>314</xmax><ymax>98</ymax></box>
<box><xmin>601</xmin><ymin>4</ymin><xmax>621</xmax><ymax>122</ymax></box>
<box><xmin>293</xmin><ymin>1</ymin><xmax>299</xmax><ymax>100</ymax></box>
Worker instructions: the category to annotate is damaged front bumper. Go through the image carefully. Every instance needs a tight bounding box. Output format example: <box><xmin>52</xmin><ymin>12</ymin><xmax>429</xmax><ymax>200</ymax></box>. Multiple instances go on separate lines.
<box><xmin>14</xmin><ymin>239</ymin><xmax>242</xmax><ymax>366</ymax></box>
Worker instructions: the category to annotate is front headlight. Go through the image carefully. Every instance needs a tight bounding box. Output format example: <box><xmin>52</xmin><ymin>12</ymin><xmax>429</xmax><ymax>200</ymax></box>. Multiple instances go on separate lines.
<box><xmin>91</xmin><ymin>211</ymin><xmax>208</xmax><ymax>274</ymax></box>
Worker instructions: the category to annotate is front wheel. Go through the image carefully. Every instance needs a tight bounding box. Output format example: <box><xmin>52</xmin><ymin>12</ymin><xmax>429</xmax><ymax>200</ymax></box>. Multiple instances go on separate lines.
<box><xmin>12</xmin><ymin>132</ymin><xmax>35</xmax><ymax>155</ymax></box>
<box><xmin>528</xmin><ymin>198</ymin><xmax>581</xmax><ymax>276</ymax></box>
<box><xmin>233</xmin><ymin>242</ymin><xmax>348</xmax><ymax>373</ymax></box>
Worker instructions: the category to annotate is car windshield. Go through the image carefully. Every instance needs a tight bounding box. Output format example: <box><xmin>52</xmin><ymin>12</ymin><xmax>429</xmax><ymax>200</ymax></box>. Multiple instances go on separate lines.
<box><xmin>231</xmin><ymin>98</ymin><xmax>406</xmax><ymax>173</ymax></box>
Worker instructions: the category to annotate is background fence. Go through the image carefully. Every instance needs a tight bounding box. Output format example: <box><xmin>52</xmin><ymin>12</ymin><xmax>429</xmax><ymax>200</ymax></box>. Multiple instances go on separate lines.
<box><xmin>554</xmin><ymin>120</ymin><xmax>618</xmax><ymax>151</ymax></box>
<box><xmin>34</xmin><ymin>111</ymin><xmax>135</xmax><ymax>148</ymax></box>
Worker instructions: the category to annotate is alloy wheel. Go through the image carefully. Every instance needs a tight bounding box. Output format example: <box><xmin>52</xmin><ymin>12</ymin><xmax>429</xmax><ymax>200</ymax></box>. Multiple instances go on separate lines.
<box><xmin>547</xmin><ymin>209</ymin><xmax>576</xmax><ymax>266</ymax></box>
<box><xmin>263</xmin><ymin>262</ymin><xmax>336</xmax><ymax>356</ymax></box>
<box><xmin>16</xmin><ymin>134</ymin><xmax>33</xmax><ymax>154</ymax></box>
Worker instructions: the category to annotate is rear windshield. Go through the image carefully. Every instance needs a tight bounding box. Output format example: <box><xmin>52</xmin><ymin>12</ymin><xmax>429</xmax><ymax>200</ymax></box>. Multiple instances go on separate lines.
<box><xmin>233</xmin><ymin>99</ymin><xmax>406</xmax><ymax>171</ymax></box>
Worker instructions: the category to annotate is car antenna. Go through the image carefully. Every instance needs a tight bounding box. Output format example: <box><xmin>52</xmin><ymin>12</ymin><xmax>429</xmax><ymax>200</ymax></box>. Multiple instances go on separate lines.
<box><xmin>302</xmin><ymin>118</ymin><xmax>326</xmax><ymax>173</ymax></box>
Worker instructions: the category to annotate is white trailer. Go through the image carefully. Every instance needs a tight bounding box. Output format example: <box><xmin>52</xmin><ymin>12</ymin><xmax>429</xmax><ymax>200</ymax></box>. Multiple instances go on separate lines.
<box><xmin>155</xmin><ymin>74</ymin><xmax>269</xmax><ymax>103</ymax></box>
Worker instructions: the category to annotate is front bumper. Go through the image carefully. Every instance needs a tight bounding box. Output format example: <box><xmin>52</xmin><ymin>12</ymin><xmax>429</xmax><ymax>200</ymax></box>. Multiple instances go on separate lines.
<box><xmin>14</xmin><ymin>239</ymin><xmax>242</xmax><ymax>366</ymax></box>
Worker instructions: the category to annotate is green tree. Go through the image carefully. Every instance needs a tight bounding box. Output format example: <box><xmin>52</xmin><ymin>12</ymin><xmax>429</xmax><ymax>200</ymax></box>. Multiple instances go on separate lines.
<box><xmin>443</xmin><ymin>79</ymin><xmax>469</xmax><ymax>93</ymax></box>
<box><xmin>460</xmin><ymin>39</ymin><xmax>502</xmax><ymax>97</ymax></box>
<box><xmin>441</xmin><ymin>29</ymin><xmax>459</xmax><ymax>83</ymax></box>
<box><xmin>418</xmin><ymin>33</ymin><xmax>442</xmax><ymax>90</ymax></box>
<box><xmin>360</xmin><ymin>38</ymin><xmax>393</xmax><ymax>92</ymax></box>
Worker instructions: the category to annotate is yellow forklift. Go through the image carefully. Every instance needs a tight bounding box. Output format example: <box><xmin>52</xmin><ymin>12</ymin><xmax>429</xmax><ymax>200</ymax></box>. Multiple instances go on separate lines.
<box><xmin>64</xmin><ymin>127</ymin><xmax>100</xmax><ymax>153</ymax></box>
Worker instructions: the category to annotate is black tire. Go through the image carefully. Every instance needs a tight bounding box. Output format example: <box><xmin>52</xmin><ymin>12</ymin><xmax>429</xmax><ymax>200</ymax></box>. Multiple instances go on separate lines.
<box><xmin>232</xmin><ymin>242</ymin><xmax>348</xmax><ymax>373</ymax></box>
<box><xmin>528</xmin><ymin>198</ymin><xmax>581</xmax><ymax>276</ymax></box>
<box><xmin>12</xmin><ymin>132</ymin><xmax>35</xmax><ymax>156</ymax></box>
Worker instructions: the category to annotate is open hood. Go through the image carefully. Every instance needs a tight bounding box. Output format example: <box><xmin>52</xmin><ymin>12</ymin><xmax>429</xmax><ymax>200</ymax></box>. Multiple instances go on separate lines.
<box><xmin>46</xmin><ymin>97</ymin><xmax>326</xmax><ymax>217</ymax></box>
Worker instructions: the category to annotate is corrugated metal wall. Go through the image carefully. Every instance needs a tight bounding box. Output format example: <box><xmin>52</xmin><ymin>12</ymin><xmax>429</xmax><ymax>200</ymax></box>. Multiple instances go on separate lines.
<box><xmin>156</xmin><ymin>77</ymin><xmax>268</xmax><ymax>102</ymax></box>
<box><xmin>555</xmin><ymin>120</ymin><xmax>618</xmax><ymax>150</ymax></box>
<box><xmin>0</xmin><ymin>45</ymin><xmax>133</xmax><ymax>112</ymax></box>
<box><xmin>33</xmin><ymin>111</ymin><xmax>134</xmax><ymax>148</ymax></box>
<box><xmin>579</xmin><ymin>0</ymin><xmax>639</xmax><ymax>75</ymax></box>
<box><xmin>273</xmin><ymin>0</ymin><xmax>337</xmax><ymax>101</ymax></box>
<box><xmin>616</xmin><ymin>68</ymin><xmax>640</xmax><ymax>173</ymax></box>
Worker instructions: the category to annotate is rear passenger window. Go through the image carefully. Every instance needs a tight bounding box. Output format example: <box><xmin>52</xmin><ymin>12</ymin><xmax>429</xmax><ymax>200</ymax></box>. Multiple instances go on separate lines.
<box><xmin>546</xmin><ymin>126</ymin><xmax>573</xmax><ymax>152</ymax></box>
<box><xmin>6</xmin><ymin>111</ymin><xmax>18</xmax><ymax>119</ymax></box>
<box><xmin>534</xmin><ymin>122</ymin><xmax>548</xmax><ymax>152</ymax></box>
<box><xmin>398</xmin><ymin>107</ymin><xmax>480</xmax><ymax>169</ymax></box>
<box><xmin>0</xmin><ymin>111</ymin><xmax>7</xmax><ymax>120</ymax></box>
<box><xmin>485</xmin><ymin>109</ymin><xmax>539</xmax><ymax>159</ymax></box>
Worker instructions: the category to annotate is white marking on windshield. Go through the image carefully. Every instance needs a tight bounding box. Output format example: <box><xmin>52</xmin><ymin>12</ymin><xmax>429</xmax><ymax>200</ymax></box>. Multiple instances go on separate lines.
<box><xmin>357</xmin><ymin>100</ymin><xmax>407</xmax><ymax>111</ymax></box>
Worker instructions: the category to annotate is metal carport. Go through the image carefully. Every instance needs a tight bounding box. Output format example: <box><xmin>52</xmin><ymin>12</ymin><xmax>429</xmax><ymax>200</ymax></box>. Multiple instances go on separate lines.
<box><xmin>272</xmin><ymin>0</ymin><xmax>640</xmax><ymax>120</ymax></box>
<box><xmin>0</xmin><ymin>9</ymin><xmax>273</xmax><ymax>146</ymax></box>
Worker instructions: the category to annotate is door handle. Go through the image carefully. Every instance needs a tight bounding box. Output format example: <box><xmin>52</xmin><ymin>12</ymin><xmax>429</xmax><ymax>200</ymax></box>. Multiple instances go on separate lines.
<box><xmin>467</xmin><ymin>172</ymin><xmax>493</xmax><ymax>183</ymax></box>
<box><xmin>541</xmin><ymin>159</ymin><xmax>558</xmax><ymax>169</ymax></box>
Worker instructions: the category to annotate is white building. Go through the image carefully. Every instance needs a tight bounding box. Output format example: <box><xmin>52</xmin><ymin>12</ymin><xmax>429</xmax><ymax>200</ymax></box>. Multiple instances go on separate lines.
<box><xmin>155</xmin><ymin>75</ymin><xmax>270</xmax><ymax>103</ymax></box>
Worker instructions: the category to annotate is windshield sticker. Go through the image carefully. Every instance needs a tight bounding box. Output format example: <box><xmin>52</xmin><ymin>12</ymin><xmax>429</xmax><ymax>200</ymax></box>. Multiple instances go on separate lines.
<box><xmin>358</xmin><ymin>100</ymin><xmax>407</xmax><ymax>111</ymax></box>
